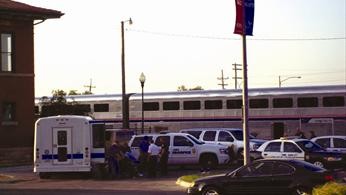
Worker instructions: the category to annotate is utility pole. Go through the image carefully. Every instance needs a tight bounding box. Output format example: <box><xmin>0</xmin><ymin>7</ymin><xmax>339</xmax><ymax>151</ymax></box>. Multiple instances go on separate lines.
<box><xmin>232</xmin><ymin>63</ymin><xmax>242</xmax><ymax>89</ymax></box>
<box><xmin>217</xmin><ymin>69</ymin><xmax>229</xmax><ymax>89</ymax></box>
<box><xmin>84</xmin><ymin>78</ymin><xmax>96</xmax><ymax>93</ymax></box>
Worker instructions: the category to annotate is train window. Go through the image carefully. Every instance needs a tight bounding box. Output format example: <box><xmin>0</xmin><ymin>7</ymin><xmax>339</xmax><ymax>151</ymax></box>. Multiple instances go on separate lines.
<box><xmin>183</xmin><ymin>101</ymin><xmax>201</xmax><ymax>110</ymax></box>
<box><xmin>250</xmin><ymin>99</ymin><xmax>268</xmax><ymax>108</ymax></box>
<box><xmin>144</xmin><ymin>102</ymin><xmax>159</xmax><ymax>111</ymax></box>
<box><xmin>94</xmin><ymin>104</ymin><xmax>109</xmax><ymax>112</ymax></box>
<box><xmin>205</xmin><ymin>100</ymin><xmax>222</xmax><ymax>109</ymax></box>
<box><xmin>75</xmin><ymin>104</ymin><xmax>91</xmax><ymax>113</ymax></box>
<box><xmin>226</xmin><ymin>99</ymin><xmax>242</xmax><ymax>109</ymax></box>
<box><xmin>163</xmin><ymin>101</ymin><xmax>180</xmax><ymax>110</ymax></box>
<box><xmin>273</xmin><ymin>98</ymin><xmax>293</xmax><ymax>108</ymax></box>
<box><xmin>297</xmin><ymin>97</ymin><xmax>318</xmax><ymax>107</ymax></box>
<box><xmin>322</xmin><ymin>96</ymin><xmax>344</xmax><ymax>107</ymax></box>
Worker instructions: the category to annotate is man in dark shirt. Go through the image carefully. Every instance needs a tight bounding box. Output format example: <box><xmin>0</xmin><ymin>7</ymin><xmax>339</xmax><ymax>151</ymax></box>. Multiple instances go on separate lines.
<box><xmin>138</xmin><ymin>136</ymin><xmax>150</xmax><ymax>176</ymax></box>
<box><xmin>159</xmin><ymin>137</ymin><xmax>169</xmax><ymax>176</ymax></box>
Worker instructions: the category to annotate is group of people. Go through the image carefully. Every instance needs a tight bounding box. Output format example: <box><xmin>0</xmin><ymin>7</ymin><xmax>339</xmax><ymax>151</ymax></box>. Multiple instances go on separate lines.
<box><xmin>107</xmin><ymin>136</ymin><xmax>169</xmax><ymax>179</ymax></box>
<box><xmin>107</xmin><ymin>141</ymin><xmax>138</xmax><ymax>179</ymax></box>
<box><xmin>138</xmin><ymin>136</ymin><xmax>169</xmax><ymax>178</ymax></box>
<box><xmin>295</xmin><ymin>128</ymin><xmax>316</xmax><ymax>139</ymax></box>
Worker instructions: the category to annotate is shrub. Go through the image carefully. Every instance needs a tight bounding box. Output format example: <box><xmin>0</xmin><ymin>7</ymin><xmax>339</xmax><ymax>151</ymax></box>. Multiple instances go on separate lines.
<box><xmin>313</xmin><ymin>182</ymin><xmax>346</xmax><ymax>195</ymax></box>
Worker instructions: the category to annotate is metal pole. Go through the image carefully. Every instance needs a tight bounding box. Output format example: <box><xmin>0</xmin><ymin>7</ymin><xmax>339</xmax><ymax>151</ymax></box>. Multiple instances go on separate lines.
<box><xmin>141</xmin><ymin>82</ymin><xmax>144</xmax><ymax>133</ymax></box>
<box><xmin>279</xmin><ymin>76</ymin><xmax>281</xmax><ymax>88</ymax></box>
<box><xmin>242</xmin><ymin>34</ymin><xmax>250</xmax><ymax>165</ymax></box>
<box><xmin>121</xmin><ymin>21</ymin><xmax>128</xmax><ymax>129</ymax></box>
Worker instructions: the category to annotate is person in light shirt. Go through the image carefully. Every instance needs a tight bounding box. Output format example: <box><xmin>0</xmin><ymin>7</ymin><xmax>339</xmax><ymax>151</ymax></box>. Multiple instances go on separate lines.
<box><xmin>147</xmin><ymin>140</ymin><xmax>161</xmax><ymax>178</ymax></box>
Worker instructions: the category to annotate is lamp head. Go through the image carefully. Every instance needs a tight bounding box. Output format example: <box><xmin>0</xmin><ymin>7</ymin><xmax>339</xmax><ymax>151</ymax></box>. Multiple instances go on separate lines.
<box><xmin>129</xmin><ymin>18</ymin><xmax>133</xmax><ymax>25</ymax></box>
<box><xmin>139</xmin><ymin>72</ymin><xmax>146</xmax><ymax>83</ymax></box>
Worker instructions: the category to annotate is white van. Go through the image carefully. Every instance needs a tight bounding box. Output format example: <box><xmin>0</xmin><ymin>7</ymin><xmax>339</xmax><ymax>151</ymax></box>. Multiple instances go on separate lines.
<box><xmin>33</xmin><ymin>115</ymin><xmax>134</xmax><ymax>178</ymax></box>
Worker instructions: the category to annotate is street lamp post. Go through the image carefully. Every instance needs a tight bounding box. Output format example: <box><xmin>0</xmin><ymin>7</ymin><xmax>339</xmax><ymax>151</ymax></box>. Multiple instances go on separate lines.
<box><xmin>121</xmin><ymin>18</ymin><xmax>132</xmax><ymax>129</ymax></box>
<box><xmin>279</xmin><ymin>76</ymin><xmax>301</xmax><ymax>88</ymax></box>
<box><xmin>139</xmin><ymin>72</ymin><xmax>146</xmax><ymax>134</ymax></box>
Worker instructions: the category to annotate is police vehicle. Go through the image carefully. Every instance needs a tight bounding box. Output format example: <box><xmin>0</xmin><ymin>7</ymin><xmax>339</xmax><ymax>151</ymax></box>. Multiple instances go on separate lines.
<box><xmin>128</xmin><ymin>133</ymin><xmax>230</xmax><ymax>169</ymax></box>
<box><xmin>311</xmin><ymin>135</ymin><xmax>346</xmax><ymax>153</ymax></box>
<box><xmin>180</xmin><ymin>128</ymin><xmax>266</xmax><ymax>160</ymax></box>
<box><xmin>251</xmin><ymin>137</ymin><xmax>346</xmax><ymax>169</ymax></box>
<box><xmin>33</xmin><ymin>115</ymin><xmax>134</xmax><ymax>178</ymax></box>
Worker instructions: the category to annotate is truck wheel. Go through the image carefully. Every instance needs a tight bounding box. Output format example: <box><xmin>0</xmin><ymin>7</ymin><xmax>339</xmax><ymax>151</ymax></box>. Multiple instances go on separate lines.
<box><xmin>200</xmin><ymin>154</ymin><xmax>218</xmax><ymax>170</ymax></box>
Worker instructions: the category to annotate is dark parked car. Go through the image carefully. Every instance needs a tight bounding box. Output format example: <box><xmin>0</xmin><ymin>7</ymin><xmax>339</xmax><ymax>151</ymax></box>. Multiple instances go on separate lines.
<box><xmin>187</xmin><ymin>159</ymin><xmax>334</xmax><ymax>195</ymax></box>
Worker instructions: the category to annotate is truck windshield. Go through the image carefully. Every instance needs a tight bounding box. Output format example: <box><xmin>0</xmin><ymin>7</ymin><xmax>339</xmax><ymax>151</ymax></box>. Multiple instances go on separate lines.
<box><xmin>187</xmin><ymin>135</ymin><xmax>204</xmax><ymax>145</ymax></box>
<box><xmin>230</xmin><ymin>130</ymin><xmax>255</xmax><ymax>141</ymax></box>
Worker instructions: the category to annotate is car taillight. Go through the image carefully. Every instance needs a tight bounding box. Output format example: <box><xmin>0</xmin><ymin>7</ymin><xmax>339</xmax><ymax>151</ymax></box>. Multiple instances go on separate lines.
<box><xmin>324</xmin><ymin>175</ymin><xmax>334</xmax><ymax>181</ymax></box>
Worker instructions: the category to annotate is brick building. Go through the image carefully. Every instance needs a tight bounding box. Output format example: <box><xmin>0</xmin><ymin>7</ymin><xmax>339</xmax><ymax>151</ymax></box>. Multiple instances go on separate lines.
<box><xmin>0</xmin><ymin>0</ymin><xmax>62</xmax><ymax>149</ymax></box>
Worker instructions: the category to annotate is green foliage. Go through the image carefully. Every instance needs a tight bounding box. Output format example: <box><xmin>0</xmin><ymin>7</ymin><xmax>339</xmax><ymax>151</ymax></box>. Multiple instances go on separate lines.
<box><xmin>177</xmin><ymin>85</ymin><xmax>204</xmax><ymax>91</ymax></box>
<box><xmin>313</xmin><ymin>182</ymin><xmax>346</xmax><ymax>195</ymax></box>
<box><xmin>178</xmin><ymin>174</ymin><xmax>201</xmax><ymax>183</ymax></box>
<box><xmin>38</xmin><ymin>89</ymin><xmax>90</xmax><ymax>117</ymax></box>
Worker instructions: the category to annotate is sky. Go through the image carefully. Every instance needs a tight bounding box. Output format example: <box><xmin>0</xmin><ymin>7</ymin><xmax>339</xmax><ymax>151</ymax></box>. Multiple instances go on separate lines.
<box><xmin>18</xmin><ymin>0</ymin><xmax>346</xmax><ymax>97</ymax></box>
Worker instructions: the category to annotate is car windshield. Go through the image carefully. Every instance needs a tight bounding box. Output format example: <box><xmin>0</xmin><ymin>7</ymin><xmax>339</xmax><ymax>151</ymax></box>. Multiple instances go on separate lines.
<box><xmin>229</xmin><ymin>130</ymin><xmax>255</xmax><ymax>140</ymax></box>
<box><xmin>296</xmin><ymin>140</ymin><xmax>324</xmax><ymax>152</ymax></box>
<box><xmin>187</xmin><ymin>135</ymin><xmax>204</xmax><ymax>145</ymax></box>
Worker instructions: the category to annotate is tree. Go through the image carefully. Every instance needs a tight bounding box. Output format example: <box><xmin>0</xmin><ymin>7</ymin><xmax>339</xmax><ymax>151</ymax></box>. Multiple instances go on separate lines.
<box><xmin>189</xmin><ymin>86</ymin><xmax>203</xmax><ymax>90</ymax></box>
<box><xmin>68</xmin><ymin>90</ymin><xmax>80</xmax><ymax>95</ymax></box>
<box><xmin>39</xmin><ymin>89</ymin><xmax>90</xmax><ymax>117</ymax></box>
<box><xmin>177</xmin><ymin>85</ymin><xmax>188</xmax><ymax>91</ymax></box>
<box><xmin>177</xmin><ymin>85</ymin><xmax>204</xmax><ymax>91</ymax></box>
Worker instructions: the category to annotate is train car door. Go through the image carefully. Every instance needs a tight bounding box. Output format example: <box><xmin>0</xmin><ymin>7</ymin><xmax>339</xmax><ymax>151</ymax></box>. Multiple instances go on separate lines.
<box><xmin>272</xmin><ymin>122</ymin><xmax>285</xmax><ymax>139</ymax></box>
<box><xmin>52</xmin><ymin>128</ymin><xmax>72</xmax><ymax>164</ymax></box>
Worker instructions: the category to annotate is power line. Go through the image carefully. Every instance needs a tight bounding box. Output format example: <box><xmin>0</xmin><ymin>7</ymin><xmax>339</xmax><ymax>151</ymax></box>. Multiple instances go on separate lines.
<box><xmin>128</xmin><ymin>28</ymin><xmax>346</xmax><ymax>41</ymax></box>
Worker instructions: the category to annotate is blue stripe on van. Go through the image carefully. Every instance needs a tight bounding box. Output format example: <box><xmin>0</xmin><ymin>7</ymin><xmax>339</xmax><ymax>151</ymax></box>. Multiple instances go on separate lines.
<box><xmin>42</xmin><ymin>153</ymin><xmax>104</xmax><ymax>160</ymax></box>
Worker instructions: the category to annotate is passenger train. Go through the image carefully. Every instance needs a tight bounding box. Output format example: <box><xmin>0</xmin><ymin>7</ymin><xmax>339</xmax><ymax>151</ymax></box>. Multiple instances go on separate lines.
<box><xmin>35</xmin><ymin>85</ymin><xmax>346</xmax><ymax>139</ymax></box>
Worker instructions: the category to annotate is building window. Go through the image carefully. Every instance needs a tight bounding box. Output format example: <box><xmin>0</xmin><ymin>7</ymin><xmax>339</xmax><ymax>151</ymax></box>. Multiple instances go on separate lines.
<box><xmin>2</xmin><ymin>102</ymin><xmax>16</xmax><ymax>121</ymax></box>
<box><xmin>205</xmin><ymin>100</ymin><xmax>222</xmax><ymax>109</ymax></box>
<box><xmin>1</xmin><ymin>33</ymin><xmax>13</xmax><ymax>72</ymax></box>
<box><xmin>163</xmin><ymin>101</ymin><xmax>179</xmax><ymax>110</ymax></box>
<box><xmin>323</xmin><ymin>96</ymin><xmax>344</xmax><ymax>107</ymax></box>
<box><xmin>143</xmin><ymin>102</ymin><xmax>159</xmax><ymax>111</ymax></box>
<box><xmin>297</xmin><ymin>97</ymin><xmax>318</xmax><ymax>107</ymax></box>
<box><xmin>226</xmin><ymin>99</ymin><xmax>242</xmax><ymax>109</ymax></box>
<box><xmin>273</xmin><ymin>98</ymin><xmax>293</xmax><ymax>108</ymax></box>
<box><xmin>250</xmin><ymin>99</ymin><xmax>269</xmax><ymax>108</ymax></box>
<box><xmin>183</xmin><ymin>100</ymin><xmax>201</xmax><ymax>110</ymax></box>
<box><xmin>94</xmin><ymin>103</ymin><xmax>109</xmax><ymax>112</ymax></box>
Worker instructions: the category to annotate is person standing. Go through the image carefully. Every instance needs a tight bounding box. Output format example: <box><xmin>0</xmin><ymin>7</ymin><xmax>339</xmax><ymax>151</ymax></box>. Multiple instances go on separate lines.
<box><xmin>147</xmin><ymin>139</ymin><xmax>161</xmax><ymax>178</ymax></box>
<box><xmin>309</xmin><ymin>131</ymin><xmax>316</xmax><ymax>139</ymax></box>
<box><xmin>108</xmin><ymin>141</ymin><xmax>121</xmax><ymax>179</ymax></box>
<box><xmin>138</xmin><ymin>136</ymin><xmax>150</xmax><ymax>176</ymax></box>
<box><xmin>158</xmin><ymin>137</ymin><xmax>169</xmax><ymax>176</ymax></box>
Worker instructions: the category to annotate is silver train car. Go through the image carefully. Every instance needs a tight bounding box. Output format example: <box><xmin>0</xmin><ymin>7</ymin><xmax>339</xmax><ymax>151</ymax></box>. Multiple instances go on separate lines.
<box><xmin>35</xmin><ymin>85</ymin><xmax>346</xmax><ymax>139</ymax></box>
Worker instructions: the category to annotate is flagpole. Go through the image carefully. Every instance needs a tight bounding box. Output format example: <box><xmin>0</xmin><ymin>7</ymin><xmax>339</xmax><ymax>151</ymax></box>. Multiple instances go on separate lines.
<box><xmin>241</xmin><ymin>33</ymin><xmax>250</xmax><ymax>165</ymax></box>
<box><xmin>241</xmin><ymin>0</ymin><xmax>250</xmax><ymax>165</ymax></box>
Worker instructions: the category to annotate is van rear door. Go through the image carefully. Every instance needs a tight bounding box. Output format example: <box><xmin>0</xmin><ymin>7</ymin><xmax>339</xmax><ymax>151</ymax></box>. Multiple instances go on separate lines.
<box><xmin>52</xmin><ymin>127</ymin><xmax>72</xmax><ymax>164</ymax></box>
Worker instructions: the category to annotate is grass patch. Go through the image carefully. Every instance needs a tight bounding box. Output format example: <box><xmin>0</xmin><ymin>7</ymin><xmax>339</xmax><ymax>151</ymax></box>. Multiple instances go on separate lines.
<box><xmin>313</xmin><ymin>182</ymin><xmax>346</xmax><ymax>195</ymax></box>
<box><xmin>179</xmin><ymin>175</ymin><xmax>201</xmax><ymax>183</ymax></box>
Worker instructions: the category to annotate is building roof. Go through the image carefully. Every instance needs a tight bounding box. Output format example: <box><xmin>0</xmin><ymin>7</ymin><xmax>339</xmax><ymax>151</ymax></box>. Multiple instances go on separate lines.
<box><xmin>0</xmin><ymin>0</ymin><xmax>63</xmax><ymax>20</ymax></box>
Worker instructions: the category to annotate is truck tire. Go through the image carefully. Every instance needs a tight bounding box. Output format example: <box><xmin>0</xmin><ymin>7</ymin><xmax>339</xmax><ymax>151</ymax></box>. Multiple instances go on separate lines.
<box><xmin>200</xmin><ymin>153</ymin><xmax>218</xmax><ymax>170</ymax></box>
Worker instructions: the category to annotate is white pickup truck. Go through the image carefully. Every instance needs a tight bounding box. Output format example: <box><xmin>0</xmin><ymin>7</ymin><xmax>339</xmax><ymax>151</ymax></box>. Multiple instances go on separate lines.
<box><xmin>128</xmin><ymin>132</ymin><xmax>230</xmax><ymax>168</ymax></box>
